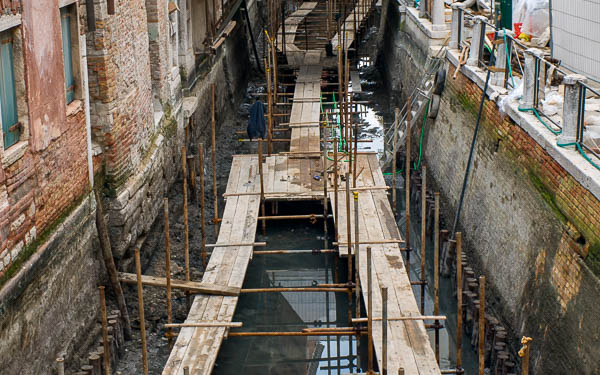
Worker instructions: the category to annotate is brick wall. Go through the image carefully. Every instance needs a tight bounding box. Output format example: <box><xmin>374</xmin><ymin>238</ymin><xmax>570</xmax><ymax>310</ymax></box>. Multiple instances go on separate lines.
<box><xmin>420</xmin><ymin>60</ymin><xmax>600</xmax><ymax>373</ymax></box>
<box><xmin>0</xmin><ymin>1</ymin><xmax>92</xmax><ymax>275</ymax></box>
<box><xmin>84</xmin><ymin>0</ymin><xmax>154</xmax><ymax>188</ymax></box>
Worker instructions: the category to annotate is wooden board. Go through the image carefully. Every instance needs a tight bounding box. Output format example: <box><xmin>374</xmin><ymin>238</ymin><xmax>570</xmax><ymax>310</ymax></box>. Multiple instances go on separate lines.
<box><xmin>118</xmin><ymin>273</ymin><xmax>241</xmax><ymax>296</ymax></box>
<box><xmin>276</xmin><ymin>1</ymin><xmax>318</xmax><ymax>65</ymax></box>
<box><xmin>331</xmin><ymin>0</ymin><xmax>373</xmax><ymax>55</ymax></box>
<box><xmin>162</xmin><ymin>155</ymin><xmax>261</xmax><ymax>375</ymax></box>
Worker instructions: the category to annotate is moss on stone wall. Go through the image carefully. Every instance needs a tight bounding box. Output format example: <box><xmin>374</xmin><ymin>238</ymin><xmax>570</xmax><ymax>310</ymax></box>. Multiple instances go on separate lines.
<box><xmin>0</xmin><ymin>192</ymin><xmax>91</xmax><ymax>289</ymax></box>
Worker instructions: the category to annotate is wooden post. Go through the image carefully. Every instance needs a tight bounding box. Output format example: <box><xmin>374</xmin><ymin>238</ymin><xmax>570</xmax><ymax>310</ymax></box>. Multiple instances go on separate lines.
<box><xmin>345</xmin><ymin>172</ymin><xmax>353</xmax><ymax>322</ymax></box>
<box><xmin>420</xmin><ymin>166</ymin><xmax>427</xmax><ymax>314</ymax></box>
<box><xmin>456</xmin><ymin>232</ymin><xmax>463</xmax><ymax>372</ymax></box>
<box><xmin>134</xmin><ymin>247</ymin><xmax>149</xmax><ymax>375</ymax></box>
<box><xmin>519</xmin><ymin>336</ymin><xmax>533</xmax><ymax>375</ymax></box>
<box><xmin>334</xmin><ymin>137</ymin><xmax>339</xmax><ymax>241</ymax></box>
<box><xmin>477</xmin><ymin>276</ymin><xmax>485</xmax><ymax>375</ymax></box>
<box><xmin>434</xmin><ymin>191</ymin><xmax>440</xmax><ymax>363</ymax></box>
<box><xmin>98</xmin><ymin>287</ymin><xmax>110</xmax><ymax>375</ymax></box>
<box><xmin>382</xmin><ymin>286</ymin><xmax>388</xmax><ymax>375</ymax></box>
<box><xmin>323</xmin><ymin>141</ymin><xmax>329</xmax><ymax>249</ymax></box>
<box><xmin>405</xmin><ymin>99</ymin><xmax>412</xmax><ymax>277</ymax></box>
<box><xmin>353</xmin><ymin>96</ymin><xmax>358</xmax><ymax>187</ymax></box>
<box><xmin>265</xmin><ymin>60</ymin><xmax>274</xmax><ymax>155</ymax></box>
<box><xmin>164</xmin><ymin>198</ymin><xmax>173</xmax><ymax>349</ymax></box>
<box><xmin>211</xmin><ymin>84</ymin><xmax>220</xmax><ymax>236</ymax></box>
<box><xmin>392</xmin><ymin>107</ymin><xmax>399</xmax><ymax>214</ymax></box>
<box><xmin>354</xmin><ymin>191</ymin><xmax>360</xmax><ymax>319</ymax></box>
<box><xmin>367</xmin><ymin>246</ymin><xmax>373</xmax><ymax>374</ymax></box>
<box><xmin>478</xmin><ymin>275</ymin><xmax>486</xmax><ymax>375</ymax></box>
<box><xmin>56</xmin><ymin>357</ymin><xmax>65</xmax><ymax>375</ymax></box>
<box><xmin>190</xmin><ymin>154</ymin><xmax>197</xmax><ymax>204</ymax></box>
<box><xmin>199</xmin><ymin>143</ymin><xmax>207</xmax><ymax>269</ymax></box>
<box><xmin>93</xmin><ymin>189</ymin><xmax>132</xmax><ymax>340</ymax></box>
<box><xmin>258</xmin><ymin>139</ymin><xmax>266</xmax><ymax>235</ymax></box>
<box><xmin>182</xmin><ymin>147</ymin><xmax>191</xmax><ymax>310</ymax></box>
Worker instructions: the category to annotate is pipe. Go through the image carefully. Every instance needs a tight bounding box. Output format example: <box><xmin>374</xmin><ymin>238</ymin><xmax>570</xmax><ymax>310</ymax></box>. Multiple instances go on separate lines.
<box><xmin>80</xmin><ymin>22</ymin><xmax>94</xmax><ymax>188</ymax></box>
<box><xmin>242</xmin><ymin>0</ymin><xmax>262</xmax><ymax>72</ymax></box>
<box><xmin>450</xmin><ymin>35</ymin><xmax>498</xmax><ymax>242</ymax></box>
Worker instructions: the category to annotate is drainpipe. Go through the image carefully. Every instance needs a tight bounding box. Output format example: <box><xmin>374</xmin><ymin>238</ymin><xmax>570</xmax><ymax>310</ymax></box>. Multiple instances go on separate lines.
<box><xmin>80</xmin><ymin>32</ymin><xmax>94</xmax><ymax>189</ymax></box>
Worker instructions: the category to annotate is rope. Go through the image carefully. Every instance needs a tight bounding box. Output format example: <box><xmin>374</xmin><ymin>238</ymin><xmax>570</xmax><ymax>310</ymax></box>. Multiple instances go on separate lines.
<box><xmin>413</xmin><ymin>100</ymin><xmax>430</xmax><ymax>170</ymax></box>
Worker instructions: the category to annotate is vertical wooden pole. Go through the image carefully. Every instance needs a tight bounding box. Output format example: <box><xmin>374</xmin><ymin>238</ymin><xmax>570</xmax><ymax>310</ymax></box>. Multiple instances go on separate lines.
<box><xmin>367</xmin><ymin>246</ymin><xmax>373</xmax><ymax>374</ymax></box>
<box><xmin>265</xmin><ymin>60</ymin><xmax>274</xmax><ymax>156</ymax></box>
<box><xmin>405</xmin><ymin>98</ymin><xmax>412</xmax><ymax>277</ymax></box>
<box><xmin>258</xmin><ymin>139</ymin><xmax>266</xmax><ymax>235</ymax></box>
<box><xmin>392</xmin><ymin>108</ymin><xmax>399</xmax><ymax>214</ymax></box>
<box><xmin>199</xmin><ymin>144</ymin><xmax>207</xmax><ymax>269</ymax></box>
<box><xmin>382</xmin><ymin>286</ymin><xmax>388</xmax><ymax>375</ymax></box>
<box><xmin>354</xmin><ymin>191</ymin><xmax>360</xmax><ymax>319</ymax></box>
<box><xmin>164</xmin><ymin>198</ymin><xmax>173</xmax><ymax>349</ymax></box>
<box><xmin>211</xmin><ymin>84</ymin><xmax>220</xmax><ymax>237</ymax></box>
<box><xmin>93</xmin><ymin>189</ymin><xmax>132</xmax><ymax>340</ymax></box>
<box><xmin>434</xmin><ymin>191</ymin><xmax>440</xmax><ymax>363</ymax></box>
<box><xmin>190</xmin><ymin>154</ymin><xmax>197</xmax><ymax>204</ymax></box>
<box><xmin>56</xmin><ymin>358</ymin><xmax>65</xmax><ymax>375</ymax></box>
<box><xmin>479</xmin><ymin>276</ymin><xmax>486</xmax><ymax>375</ymax></box>
<box><xmin>352</xmin><ymin>96</ymin><xmax>358</xmax><ymax>187</ymax></box>
<box><xmin>134</xmin><ymin>247</ymin><xmax>149</xmax><ymax>375</ymax></box>
<box><xmin>420</xmin><ymin>165</ymin><xmax>427</xmax><ymax>314</ymax></box>
<box><xmin>345</xmin><ymin>172</ymin><xmax>353</xmax><ymax>322</ymax></box>
<box><xmin>344</xmin><ymin>52</ymin><xmax>350</xmax><ymax>152</ymax></box>
<box><xmin>98</xmin><ymin>286</ymin><xmax>111</xmax><ymax>375</ymax></box>
<box><xmin>182</xmin><ymin>147</ymin><xmax>191</xmax><ymax>310</ymax></box>
<box><xmin>520</xmin><ymin>337</ymin><xmax>533</xmax><ymax>375</ymax></box>
<box><xmin>334</xmin><ymin>137</ymin><xmax>339</xmax><ymax>241</ymax></box>
<box><xmin>323</xmin><ymin>141</ymin><xmax>329</xmax><ymax>249</ymax></box>
<box><xmin>456</xmin><ymin>232</ymin><xmax>463</xmax><ymax>373</ymax></box>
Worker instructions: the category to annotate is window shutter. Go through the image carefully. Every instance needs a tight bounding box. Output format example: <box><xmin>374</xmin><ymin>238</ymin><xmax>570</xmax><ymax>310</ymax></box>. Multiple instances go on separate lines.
<box><xmin>61</xmin><ymin>9</ymin><xmax>75</xmax><ymax>104</ymax></box>
<box><xmin>0</xmin><ymin>36</ymin><xmax>19</xmax><ymax>148</ymax></box>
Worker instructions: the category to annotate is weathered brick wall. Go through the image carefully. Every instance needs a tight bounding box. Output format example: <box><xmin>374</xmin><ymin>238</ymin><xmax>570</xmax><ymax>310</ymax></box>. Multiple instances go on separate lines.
<box><xmin>146</xmin><ymin>0</ymin><xmax>171</xmax><ymax>103</ymax></box>
<box><xmin>0</xmin><ymin>2</ymin><xmax>92</xmax><ymax>275</ymax></box>
<box><xmin>85</xmin><ymin>0</ymin><xmax>154</xmax><ymax>188</ymax></box>
<box><xmin>420</xmin><ymin>62</ymin><xmax>600</xmax><ymax>373</ymax></box>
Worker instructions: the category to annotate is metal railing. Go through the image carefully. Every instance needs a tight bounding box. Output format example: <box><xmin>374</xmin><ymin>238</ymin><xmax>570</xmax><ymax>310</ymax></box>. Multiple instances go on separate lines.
<box><xmin>449</xmin><ymin>4</ymin><xmax>600</xmax><ymax>171</ymax></box>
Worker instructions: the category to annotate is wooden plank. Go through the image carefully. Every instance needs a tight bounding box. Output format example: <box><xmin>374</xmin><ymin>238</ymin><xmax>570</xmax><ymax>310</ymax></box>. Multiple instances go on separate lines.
<box><xmin>351</xmin><ymin>70</ymin><xmax>362</xmax><ymax>93</ymax></box>
<box><xmin>118</xmin><ymin>273</ymin><xmax>240</xmax><ymax>296</ymax></box>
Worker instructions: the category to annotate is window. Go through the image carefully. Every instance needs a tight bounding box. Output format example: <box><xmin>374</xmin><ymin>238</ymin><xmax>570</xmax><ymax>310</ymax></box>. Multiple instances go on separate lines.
<box><xmin>0</xmin><ymin>31</ymin><xmax>19</xmax><ymax>148</ymax></box>
<box><xmin>60</xmin><ymin>7</ymin><xmax>75</xmax><ymax>103</ymax></box>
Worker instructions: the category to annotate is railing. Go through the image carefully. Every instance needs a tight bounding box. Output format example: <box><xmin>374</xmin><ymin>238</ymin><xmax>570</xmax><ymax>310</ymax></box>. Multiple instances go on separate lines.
<box><xmin>448</xmin><ymin>4</ymin><xmax>600</xmax><ymax>171</ymax></box>
<box><xmin>0</xmin><ymin>0</ymin><xmax>21</xmax><ymax>15</ymax></box>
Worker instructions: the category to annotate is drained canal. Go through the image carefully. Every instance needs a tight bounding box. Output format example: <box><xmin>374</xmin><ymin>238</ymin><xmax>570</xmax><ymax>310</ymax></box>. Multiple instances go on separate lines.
<box><xmin>213</xmin><ymin>48</ymin><xmax>478</xmax><ymax>373</ymax></box>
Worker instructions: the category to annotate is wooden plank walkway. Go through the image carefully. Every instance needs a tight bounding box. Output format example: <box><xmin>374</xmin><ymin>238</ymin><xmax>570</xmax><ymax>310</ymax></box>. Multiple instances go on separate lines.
<box><xmin>328</xmin><ymin>153</ymin><xmax>440</xmax><ymax>374</ymax></box>
<box><xmin>162</xmin><ymin>1</ymin><xmax>439</xmax><ymax>371</ymax></box>
<box><xmin>276</xmin><ymin>1</ymin><xmax>318</xmax><ymax>65</ymax></box>
<box><xmin>224</xmin><ymin>154</ymin><xmax>324</xmax><ymax>200</ymax></box>
<box><xmin>161</xmin><ymin>155</ymin><xmax>261</xmax><ymax>375</ymax></box>
<box><xmin>331</xmin><ymin>0</ymin><xmax>372</xmax><ymax>55</ymax></box>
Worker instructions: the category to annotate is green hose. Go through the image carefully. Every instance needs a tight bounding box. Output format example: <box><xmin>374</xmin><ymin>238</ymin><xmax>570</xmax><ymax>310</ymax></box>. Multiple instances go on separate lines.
<box><xmin>518</xmin><ymin>107</ymin><xmax>562</xmax><ymax>135</ymax></box>
<box><xmin>558</xmin><ymin>141</ymin><xmax>600</xmax><ymax>171</ymax></box>
<box><xmin>413</xmin><ymin>100</ymin><xmax>430</xmax><ymax>170</ymax></box>
<box><xmin>503</xmin><ymin>29</ymin><xmax>516</xmax><ymax>88</ymax></box>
